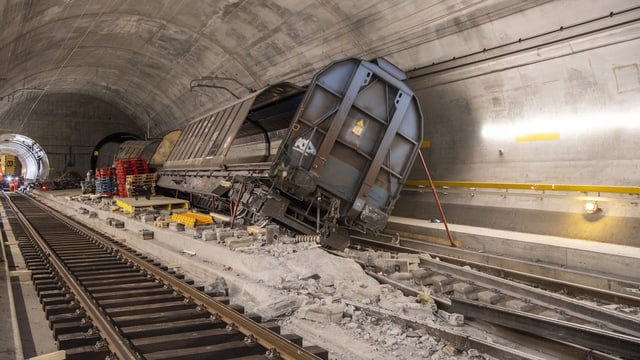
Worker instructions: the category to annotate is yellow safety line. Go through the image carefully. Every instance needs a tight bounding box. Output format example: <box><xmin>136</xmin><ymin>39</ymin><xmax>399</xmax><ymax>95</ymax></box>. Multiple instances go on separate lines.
<box><xmin>405</xmin><ymin>180</ymin><xmax>640</xmax><ymax>195</ymax></box>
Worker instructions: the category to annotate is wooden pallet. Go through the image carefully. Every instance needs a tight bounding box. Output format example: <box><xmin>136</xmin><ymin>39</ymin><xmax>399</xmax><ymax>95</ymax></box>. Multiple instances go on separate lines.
<box><xmin>115</xmin><ymin>196</ymin><xmax>189</xmax><ymax>213</ymax></box>
<box><xmin>154</xmin><ymin>220</ymin><xmax>170</xmax><ymax>228</ymax></box>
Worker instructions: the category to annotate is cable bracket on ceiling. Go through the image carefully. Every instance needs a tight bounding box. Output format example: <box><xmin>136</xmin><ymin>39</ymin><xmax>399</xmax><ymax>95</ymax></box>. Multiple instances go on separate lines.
<box><xmin>189</xmin><ymin>76</ymin><xmax>255</xmax><ymax>99</ymax></box>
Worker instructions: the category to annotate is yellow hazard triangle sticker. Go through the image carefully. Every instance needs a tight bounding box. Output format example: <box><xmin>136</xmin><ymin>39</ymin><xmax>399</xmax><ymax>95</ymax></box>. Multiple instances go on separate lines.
<box><xmin>352</xmin><ymin>119</ymin><xmax>365</xmax><ymax>136</ymax></box>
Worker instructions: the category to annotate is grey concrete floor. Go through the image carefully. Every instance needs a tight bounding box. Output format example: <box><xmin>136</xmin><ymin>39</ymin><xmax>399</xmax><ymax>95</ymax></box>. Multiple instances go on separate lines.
<box><xmin>1</xmin><ymin>244</ymin><xmax>18</xmax><ymax>360</ymax></box>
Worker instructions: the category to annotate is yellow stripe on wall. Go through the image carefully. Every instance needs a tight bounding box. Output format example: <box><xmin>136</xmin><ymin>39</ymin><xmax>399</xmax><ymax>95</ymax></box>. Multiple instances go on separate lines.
<box><xmin>421</xmin><ymin>140</ymin><xmax>431</xmax><ymax>148</ymax></box>
<box><xmin>404</xmin><ymin>180</ymin><xmax>640</xmax><ymax>195</ymax></box>
<box><xmin>515</xmin><ymin>132</ymin><xmax>560</xmax><ymax>142</ymax></box>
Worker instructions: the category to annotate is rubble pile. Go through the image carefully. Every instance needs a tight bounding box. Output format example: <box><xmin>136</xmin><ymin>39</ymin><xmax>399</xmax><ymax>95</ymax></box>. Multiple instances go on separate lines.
<box><xmin>50</xmin><ymin>191</ymin><xmax>491</xmax><ymax>359</ymax></box>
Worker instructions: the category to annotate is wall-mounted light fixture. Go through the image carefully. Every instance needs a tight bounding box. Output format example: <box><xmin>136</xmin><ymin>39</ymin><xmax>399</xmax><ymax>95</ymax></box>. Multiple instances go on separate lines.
<box><xmin>584</xmin><ymin>200</ymin><xmax>599</xmax><ymax>214</ymax></box>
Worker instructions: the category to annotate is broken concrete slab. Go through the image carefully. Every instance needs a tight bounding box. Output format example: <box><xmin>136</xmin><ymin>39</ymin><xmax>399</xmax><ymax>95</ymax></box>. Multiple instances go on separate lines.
<box><xmin>505</xmin><ymin>299</ymin><xmax>535</xmax><ymax>312</ymax></box>
<box><xmin>202</xmin><ymin>229</ymin><xmax>216</xmax><ymax>241</ymax></box>
<box><xmin>453</xmin><ymin>283</ymin><xmax>477</xmax><ymax>299</ymax></box>
<box><xmin>298</xmin><ymin>303</ymin><xmax>346</xmax><ymax>324</ymax></box>
<box><xmin>226</xmin><ymin>236</ymin><xmax>255</xmax><ymax>250</ymax></box>
<box><xmin>429</xmin><ymin>275</ymin><xmax>455</xmax><ymax>293</ymax></box>
<box><xmin>477</xmin><ymin>290</ymin><xmax>501</xmax><ymax>304</ymax></box>
<box><xmin>169</xmin><ymin>222</ymin><xmax>184</xmax><ymax>232</ymax></box>
<box><xmin>373</xmin><ymin>258</ymin><xmax>410</xmax><ymax>273</ymax></box>
<box><xmin>139</xmin><ymin>229</ymin><xmax>154</xmax><ymax>240</ymax></box>
<box><xmin>437</xmin><ymin>310</ymin><xmax>464</xmax><ymax>326</ymax></box>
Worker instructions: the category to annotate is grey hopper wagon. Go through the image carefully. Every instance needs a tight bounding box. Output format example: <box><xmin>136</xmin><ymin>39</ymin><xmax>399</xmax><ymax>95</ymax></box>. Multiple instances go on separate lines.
<box><xmin>147</xmin><ymin>57</ymin><xmax>422</xmax><ymax>249</ymax></box>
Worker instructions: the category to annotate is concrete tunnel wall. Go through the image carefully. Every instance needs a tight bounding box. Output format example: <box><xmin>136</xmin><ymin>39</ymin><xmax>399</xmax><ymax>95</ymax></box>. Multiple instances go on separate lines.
<box><xmin>410</xmin><ymin>36</ymin><xmax>640</xmax><ymax>186</ymax></box>
<box><xmin>396</xmin><ymin>18</ymin><xmax>640</xmax><ymax>246</ymax></box>
<box><xmin>1</xmin><ymin>93</ymin><xmax>143</xmax><ymax>178</ymax></box>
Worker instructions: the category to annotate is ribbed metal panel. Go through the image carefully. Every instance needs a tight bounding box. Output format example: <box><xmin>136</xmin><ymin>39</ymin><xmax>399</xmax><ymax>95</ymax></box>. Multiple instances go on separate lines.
<box><xmin>164</xmin><ymin>96</ymin><xmax>256</xmax><ymax>169</ymax></box>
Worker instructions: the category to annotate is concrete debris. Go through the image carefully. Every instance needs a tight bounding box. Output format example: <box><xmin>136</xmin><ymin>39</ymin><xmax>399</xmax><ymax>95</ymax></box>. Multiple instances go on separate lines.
<box><xmin>437</xmin><ymin>309</ymin><xmax>465</xmax><ymax>326</ymax></box>
<box><xmin>397</xmin><ymin>253</ymin><xmax>420</xmax><ymax>269</ymax></box>
<box><xmin>411</xmin><ymin>268</ymin><xmax>433</xmax><ymax>285</ymax></box>
<box><xmin>505</xmin><ymin>299</ymin><xmax>535</xmax><ymax>312</ymax></box>
<box><xmin>139</xmin><ymin>214</ymin><xmax>155</xmax><ymax>223</ymax></box>
<box><xmin>389</xmin><ymin>272</ymin><xmax>413</xmax><ymax>281</ymax></box>
<box><xmin>264</xmin><ymin>225</ymin><xmax>280</xmax><ymax>244</ymax></box>
<box><xmin>344</xmin><ymin>248</ymin><xmax>421</xmax><ymax>273</ymax></box>
<box><xmin>299</xmin><ymin>272</ymin><xmax>321</xmax><ymax>281</ymax></box>
<box><xmin>430</xmin><ymin>274</ymin><xmax>455</xmax><ymax>293</ymax></box>
<box><xmin>201</xmin><ymin>229</ymin><xmax>216</xmax><ymax>241</ymax></box>
<box><xmin>453</xmin><ymin>282</ymin><xmax>477</xmax><ymax>300</ymax></box>
<box><xmin>56</xmin><ymin>192</ymin><xmax>495</xmax><ymax>360</ymax></box>
<box><xmin>106</xmin><ymin>218</ymin><xmax>125</xmax><ymax>228</ymax></box>
<box><xmin>442</xmin><ymin>344</ymin><xmax>460</xmax><ymax>356</ymax></box>
<box><xmin>138</xmin><ymin>229</ymin><xmax>154</xmax><ymax>240</ymax></box>
<box><xmin>233</xmin><ymin>230</ymin><xmax>250</xmax><ymax>238</ymax></box>
<box><xmin>374</xmin><ymin>258</ymin><xmax>410</xmax><ymax>273</ymax></box>
<box><xmin>298</xmin><ymin>303</ymin><xmax>346</xmax><ymax>324</ymax></box>
<box><xmin>186</xmin><ymin>226</ymin><xmax>206</xmax><ymax>237</ymax></box>
<box><xmin>468</xmin><ymin>349</ymin><xmax>488</xmax><ymax>360</ymax></box>
<box><xmin>378</xmin><ymin>285</ymin><xmax>436</xmax><ymax>321</ymax></box>
<box><xmin>205</xmin><ymin>277</ymin><xmax>228</xmax><ymax>297</ymax></box>
<box><xmin>237</xmin><ymin>282</ymin><xmax>302</xmax><ymax>320</ymax></box>
<box><xmin>285</xmin><ymin>298</ymin><xmax>459</xmax><ymax>359</ymax></box>
<box><xmin>477</xmin><ymin>290</ymin><xmax>501</xmax><ymax>304</ymax></box>
<box><xmin>226</xmin><ymin>236</ymin><xmax>255</xmax><ymax>250</ymax></box>
<box><xmin>216</xmin><ymin>229</ymin><xmax>235</xmax><ymax>242</ymax></box>
<box><xmin>169</xmin><ymin>222</ymin><xmax>185</xmax><ymax>232</ymax></box>
<box><xmin>246</xmin><ymin>225</ymin><xmax>267</xmax><ymax>236</ymax></box>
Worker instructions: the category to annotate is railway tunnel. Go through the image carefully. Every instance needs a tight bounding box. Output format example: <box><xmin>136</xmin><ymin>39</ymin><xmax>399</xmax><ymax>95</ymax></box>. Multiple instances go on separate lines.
<box><xmin>1</xmin><ymin>2</ymin><xmax>639</xmax><ymax>359</ymax></box>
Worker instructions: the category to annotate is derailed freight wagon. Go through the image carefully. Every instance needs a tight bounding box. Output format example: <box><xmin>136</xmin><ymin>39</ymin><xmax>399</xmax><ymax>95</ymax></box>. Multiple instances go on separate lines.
<box><xmin>155</xmin><ymin>58</ymin><xmax>423</xmax><ymax>249</ymax></box>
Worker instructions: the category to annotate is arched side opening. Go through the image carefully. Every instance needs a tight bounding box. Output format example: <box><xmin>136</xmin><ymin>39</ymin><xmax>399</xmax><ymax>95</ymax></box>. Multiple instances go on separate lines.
<box><xmin>0</xmin><ymin>134</ymin><xmax>50</xmax><ymax>181</ymax></box>
<box><xmin>90</xmin><ymin>132</ymin><xmax>140</xmax><ymax>171</ymax></box>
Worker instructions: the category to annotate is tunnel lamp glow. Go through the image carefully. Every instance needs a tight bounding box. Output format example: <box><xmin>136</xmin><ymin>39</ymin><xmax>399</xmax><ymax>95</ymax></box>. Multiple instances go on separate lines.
<box><xmin>584</xmin><ymin>201</ymin><xmax>598</xmax><ymax>214</ymax></box>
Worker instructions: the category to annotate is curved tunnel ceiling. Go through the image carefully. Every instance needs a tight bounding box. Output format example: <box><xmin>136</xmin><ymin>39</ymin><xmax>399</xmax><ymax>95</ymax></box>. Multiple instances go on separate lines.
<box><xmin>0</xmin><ymin>1</ymin><xmax>626</xmax><ymax>137</ymax></box>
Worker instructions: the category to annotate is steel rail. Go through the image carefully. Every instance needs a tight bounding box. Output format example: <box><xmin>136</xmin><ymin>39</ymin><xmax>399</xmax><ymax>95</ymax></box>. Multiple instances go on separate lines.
<box><xmin>353</xmin><ymin>233</ymin><xmax>640</xmax><ymax>302</ymax></box>
<box><xmin>351</xmin><ymin>235</ymin><xmax>640</xmax><ymax>338</ymax></box>
<box><xmin>5</xmin><ymin>194</ymin><xmax>138</xmax><ymax>359</ymax></box>
<box><xmin>450</xmin><ymin>298</ymin><xmax>640</xmax><ymax>359</ymax></box>
<box><xmin>357</xmin><ymin>238</ymin><xmax>640</xmax><ymax>336</ymax></box>
<box><xmin>351</xmin><ymin>235</ymin><xmax>640</xmax><ymax>358</ymax></box>
<box><xmin>369</xmin><ymin>231</ymin><xmax>640</xmax><ymax>303</ymax></box>
<box><xmin>27</xmin><ymin>194</ymin><xmax>321</xmax><ymax>360</ymax></box>
<box><xmin>328</xmin><ymin>252</ymin><xmax>622</xmax><ymax>360</ymax></box>
<box><xmin>342</xmin><ymin>299</ymin><xmax>544</xmax><ymax>360</ymax></box>
<box><xmin>420</xmin><ymin>254</ymin><xmax>640</xmax><ymax>338</ymax></box>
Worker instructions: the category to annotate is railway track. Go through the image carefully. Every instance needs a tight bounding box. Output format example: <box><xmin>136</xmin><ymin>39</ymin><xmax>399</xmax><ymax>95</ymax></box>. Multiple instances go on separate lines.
<box><xmin>3</xmin><ymin>193</ymin><xmax>327</xmax><ymax>360</ymax></box>
<box><xmin>348</xmin><ymin>233</ymin><xmax>640</xmax><ymax>359</ymax></box>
